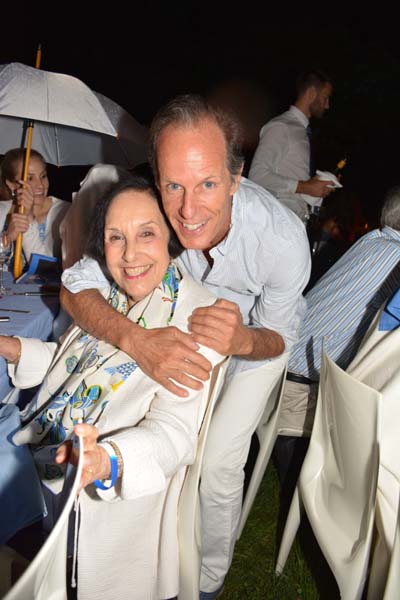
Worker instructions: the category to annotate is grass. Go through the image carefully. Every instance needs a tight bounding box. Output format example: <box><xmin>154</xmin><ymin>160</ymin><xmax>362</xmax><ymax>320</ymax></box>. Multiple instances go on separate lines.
<box><xmin>220</xmin><ymin>461</ymin><xmax>338</xmax><ymax>600</ymax></box>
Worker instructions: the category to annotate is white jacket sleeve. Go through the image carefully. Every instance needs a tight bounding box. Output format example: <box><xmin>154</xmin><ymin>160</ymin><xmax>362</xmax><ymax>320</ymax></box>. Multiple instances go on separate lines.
<box><xmin>8</xmin><ymin>337</ymin><xmax>58</xmax><ymax>388</ymax></box>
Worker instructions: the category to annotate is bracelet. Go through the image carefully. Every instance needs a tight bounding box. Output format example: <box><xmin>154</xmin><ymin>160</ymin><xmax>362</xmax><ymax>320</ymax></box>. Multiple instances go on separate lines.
<box><xmin>94</xmin><ymin>454</ymin><xmax>118</xmax><ymax>491</ymax></box>
<box><xmin>107</xmin><ymin>440</ymin><xmax>124</xmax><ymax>479</ymax></box>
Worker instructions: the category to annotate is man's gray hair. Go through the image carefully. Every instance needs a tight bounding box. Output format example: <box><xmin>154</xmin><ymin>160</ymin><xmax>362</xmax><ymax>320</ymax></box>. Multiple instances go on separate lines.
<box><xmin>381</xmin><ymin>185</ymin><xmax>400</xmax><ymax>230</ymax></box>
<box><xmin>149</xmin><ymin>94</ymin><xmax>244</xmax><ymax>181</ymax></box>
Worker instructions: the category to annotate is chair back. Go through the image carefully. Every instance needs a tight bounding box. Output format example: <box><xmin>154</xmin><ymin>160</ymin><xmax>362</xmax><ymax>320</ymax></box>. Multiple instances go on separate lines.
<box><xmin>177</xmin><ymin>357</ymin><xmax>230</xmax><ymax>600</ymax></box>
<box><xmin>300</xmin><ymin>350</ymin><xmax>382</xmax><ymax>600</ymax></box>
<box><xmin>4</xmin><ymin>436</ymin><xmax>84</xmax><ymax>600</ymax></box>
<box><xmin>348</xmin><ymin>315</ymin><xmax>400</xmax><ymax>599</ymax></box>
<box><xmin>382</xmin><ymin>492</ymin><xmax>400</xmax><ymax>600</ymax></box>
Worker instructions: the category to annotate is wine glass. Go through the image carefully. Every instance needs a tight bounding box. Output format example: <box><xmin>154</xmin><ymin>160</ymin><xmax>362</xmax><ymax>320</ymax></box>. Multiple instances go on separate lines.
<box><xmin>0</xmin><ymin>234</ymin><xmax>14</xmax><ymax>295</ymax></box>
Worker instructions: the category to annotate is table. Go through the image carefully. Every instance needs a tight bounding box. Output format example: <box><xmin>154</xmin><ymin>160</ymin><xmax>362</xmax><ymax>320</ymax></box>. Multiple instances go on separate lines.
<box><xmin>0</xmin><ymin>273</ymin><xmax>60</xmax><ymax>401</ymax></box>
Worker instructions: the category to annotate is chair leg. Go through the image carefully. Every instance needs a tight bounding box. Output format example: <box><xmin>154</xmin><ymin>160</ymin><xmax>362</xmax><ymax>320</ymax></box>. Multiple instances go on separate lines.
<box><xmin>275</xmin><ymin>487</ymin><xmax>302</xmax><ymax>575</ymax></box>
<box><xmin>237</xmin><ymin>433</ymin><xmax>277</xmax><ymax>539</ymax></box>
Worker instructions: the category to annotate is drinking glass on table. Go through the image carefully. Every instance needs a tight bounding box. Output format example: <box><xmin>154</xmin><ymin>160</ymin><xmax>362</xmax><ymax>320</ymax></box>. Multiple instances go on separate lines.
<box><xmin>0</xmin><ymin>234</ymin><xmax>14</xmax><ymax>295</ymax></box>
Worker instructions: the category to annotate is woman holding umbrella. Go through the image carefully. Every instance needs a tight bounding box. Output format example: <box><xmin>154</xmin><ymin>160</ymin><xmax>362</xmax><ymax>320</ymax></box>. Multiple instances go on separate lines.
<box><xmin>0</xmin><ymin>148</ymin><xmax>70</xmax><ymax>263</ymax></box>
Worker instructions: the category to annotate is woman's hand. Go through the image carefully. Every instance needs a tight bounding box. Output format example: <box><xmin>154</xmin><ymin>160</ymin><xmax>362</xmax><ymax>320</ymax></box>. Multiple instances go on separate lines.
<box><xmin>5</xmin><ymin>181</ymin><xmax>34</xmax><ymax>241</ymax></box>
<box><xmin>56</xmin><ymin>423</ymin><xmax>112</xmax><ymax>491</ymax></box>
<box><xmin>0</xmin><ymin>335</ymin><xmax>21</xmax><ymax>362</ymax></box>
<box><xmin>6</xmin><ymin>213</ymin><xmax>30</xmax><ymax>241</ymax></box>
<box><xmin>13</xmin><ymin>181</ymin><xmax>34</xmax><ymax>216</ymax></box>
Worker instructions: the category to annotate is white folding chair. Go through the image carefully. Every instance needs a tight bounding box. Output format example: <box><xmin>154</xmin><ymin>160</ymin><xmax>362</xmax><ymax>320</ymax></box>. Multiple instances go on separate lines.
<box><xmin>4</xmin><ymin>436</ymin><xmax>84</xmax><ymax>600</ymax></box>
<box><xmin>178</xmin><ymin>357</ymin><xmax>230</xmax><ymax>600</ymax></box>
<box><xmin>276</xmin><ymin>350</ymin><xmax>381</xmax><ymax>600</ymax></box>
<box><xmin>382</xmin><ymin>491</ymin><xmax>400</xmax><ymax>600</ymax></box>
<box><xmin>347</xmin><ymin>312</ymin><xmax>400</xmax><ymax>600</ymax></box>
<box><xmin>236</xmin><ymin>364</ymin><xmax>287</xmax><ymax>539</ymax></box>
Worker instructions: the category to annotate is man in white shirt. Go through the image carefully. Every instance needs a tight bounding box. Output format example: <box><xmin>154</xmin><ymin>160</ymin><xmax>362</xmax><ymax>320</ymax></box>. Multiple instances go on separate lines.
<box><xmin>249</xmin><ymin>69</ymin><xmax>335</xmax><ymax>223</ymax></box>
<box><xmin>60</xmin><ymin>94</ymin><xmax>310</xmax><ymax>599</ymax></box>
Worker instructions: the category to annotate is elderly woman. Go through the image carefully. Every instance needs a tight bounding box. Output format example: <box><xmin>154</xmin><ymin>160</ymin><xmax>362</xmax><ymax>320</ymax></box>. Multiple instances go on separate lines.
<box><xmin>0</xmin><ymin>175</ymin><xmax>224</xmax><ymax>600</ymax></box>
<box><xmin>0</xmin><ymin>148</ymin><xmax>69</xmax><ymax>262</ymax></box>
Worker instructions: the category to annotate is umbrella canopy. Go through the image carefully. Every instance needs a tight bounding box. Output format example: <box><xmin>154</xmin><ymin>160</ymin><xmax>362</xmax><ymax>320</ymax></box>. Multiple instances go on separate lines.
<box><xmin>0</xmin><ymin>63</ymin><xmax>148</xmax><ymax>168</ymax></box>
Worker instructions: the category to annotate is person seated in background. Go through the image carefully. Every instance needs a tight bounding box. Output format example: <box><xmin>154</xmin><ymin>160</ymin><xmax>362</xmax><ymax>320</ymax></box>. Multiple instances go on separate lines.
<box><xmin>273</xmin><ymin>185</ymin><xmax>400</xmax><ymax>499</ymax></box>
<box><xmin>305</xmin><ymin>210</ymin><xmax>349</xmax><ymax>292</ymax></box>
<box><xmin>0</xmin><ymin>175</ymin><xmax>224</xmax><ymax>600</ymax></box>
<box><xmin>0</xmin><ymin>148</ymin><xmax>70</xmax><ymax>263</ymax></box>
<box><xmin>59</xmin><ymin>163</ymin><xmax>129</xmax><ymax>269</ymax></box>
<box><xmin>60</xmin><ymin>162</ymin><xmax>153</xmax><ymax>269</ymax></box>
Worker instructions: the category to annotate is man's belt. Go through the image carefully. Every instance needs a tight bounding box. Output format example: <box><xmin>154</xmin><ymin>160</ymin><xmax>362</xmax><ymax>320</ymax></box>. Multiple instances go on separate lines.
<box><xmin>286</xmin><ymin>371</ymin><xmax>316</xmax><ymax>386</ymax></box>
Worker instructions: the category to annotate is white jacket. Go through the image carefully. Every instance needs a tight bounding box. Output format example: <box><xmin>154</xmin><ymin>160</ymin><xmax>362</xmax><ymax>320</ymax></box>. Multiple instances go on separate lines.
<box><xmin>10</xmin><ymin>272</ymin><xmax>224</xmax><ymax>600</ymax></box>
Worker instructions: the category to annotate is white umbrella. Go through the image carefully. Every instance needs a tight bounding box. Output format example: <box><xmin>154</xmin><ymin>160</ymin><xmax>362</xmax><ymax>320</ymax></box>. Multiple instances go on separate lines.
<box><xmin>0</xmin><ymin>62</ymin><xmax>148</xmax><ymax>168</ymax></box>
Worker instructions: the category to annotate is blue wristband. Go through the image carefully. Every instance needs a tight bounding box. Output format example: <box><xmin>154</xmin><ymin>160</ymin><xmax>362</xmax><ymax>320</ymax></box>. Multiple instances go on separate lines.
<box><xmin>94</xmin><ymin>454</ymin><xmax>118</xmax><ymax>490</ymax></box>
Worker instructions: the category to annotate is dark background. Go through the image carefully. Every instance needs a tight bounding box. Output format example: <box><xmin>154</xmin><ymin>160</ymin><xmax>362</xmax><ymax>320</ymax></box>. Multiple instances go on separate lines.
<box><xmin>2</xmin><ymin>4</ymin><xmax>400</xmax><ymax>229</ymax></box>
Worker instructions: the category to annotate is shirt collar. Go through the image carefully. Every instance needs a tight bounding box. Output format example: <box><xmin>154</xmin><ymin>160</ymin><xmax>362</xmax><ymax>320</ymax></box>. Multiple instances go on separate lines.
<box><xmin>288</xmin><ymin>105</ymin><xmax>309</xmax><ymax>128</ymax></box>
<box><xmin>381</xmin><ymin>226</ymin><xmax>400</xmax><ymax>242</ymax></box>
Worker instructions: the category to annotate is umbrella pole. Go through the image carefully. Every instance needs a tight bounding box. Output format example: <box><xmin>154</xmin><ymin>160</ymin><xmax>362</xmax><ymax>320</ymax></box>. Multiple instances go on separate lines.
<box><xmin>13</xmin><ymin>45</ymin><xmax>42</xmax><ymax>280</ymax></box>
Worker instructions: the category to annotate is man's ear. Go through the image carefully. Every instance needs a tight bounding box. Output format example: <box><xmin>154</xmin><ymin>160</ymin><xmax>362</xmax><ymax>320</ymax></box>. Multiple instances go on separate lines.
<box><xmin>230</xmin><ymin>163</ymin><xmax>244</xmax><ymax>195</ymax></box>
<box><xmin>307</xmin><ymin>85</ymin><xmax>318</xmax><ymax>103</ymax></box>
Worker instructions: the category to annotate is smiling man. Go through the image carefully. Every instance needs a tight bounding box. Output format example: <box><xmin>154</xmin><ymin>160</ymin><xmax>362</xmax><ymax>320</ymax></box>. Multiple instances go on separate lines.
<box><xmin>60</xmin><ymin>95</ymin><xmax>310</xmax><ymax>599</ymax></box>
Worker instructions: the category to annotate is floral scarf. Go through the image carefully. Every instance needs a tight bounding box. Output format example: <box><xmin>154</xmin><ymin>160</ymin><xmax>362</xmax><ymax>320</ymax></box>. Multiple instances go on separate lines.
<box><xmin>14</xmin><ymin>263</ymin><xmax>181</xmax><ymax>476</ymax></box>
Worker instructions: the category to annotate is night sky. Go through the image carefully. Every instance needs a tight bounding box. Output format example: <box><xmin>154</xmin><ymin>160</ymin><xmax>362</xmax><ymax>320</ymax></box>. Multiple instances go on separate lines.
<box><xmin>2</xmin><ymin>5</ymin><xmax>400</xmax><ymax>226</ymax></box>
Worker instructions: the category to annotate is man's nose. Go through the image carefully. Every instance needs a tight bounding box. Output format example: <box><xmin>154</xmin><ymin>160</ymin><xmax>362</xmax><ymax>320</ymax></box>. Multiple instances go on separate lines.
<box><xmin>179</xmin><ymin>191</ymin><xmax>196</xmax><ymax>219</ymax></box>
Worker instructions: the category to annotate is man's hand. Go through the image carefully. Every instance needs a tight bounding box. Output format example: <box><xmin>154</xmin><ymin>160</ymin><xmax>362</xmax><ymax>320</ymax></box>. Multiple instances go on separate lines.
<box><xmin>188</xmin><ymin>299</ymin><xmax>252</xmax><ymax>356</ymax></box>
<box><xmin>297</xmin><ymin>176</ymin><xmax>335</xmax><ymax>198</ymax></box>
<box><xmin>56</xmin><ymin>423</ymin><xmax>111</xmax><ymax>491</ymax></box>
<box><xmin>60</xmin><ymin>287</ymin><xmax>212</xmax><ymax>398</ymax></box>
<box><xmin>189</xmin><ymin>299</ymin><xmax>285</xmax><ymax>359</ymax></box>
<box><xmin>122</xmin><ymin>325</ymin><xmax>213</xmax><ymax>397</ymax></box>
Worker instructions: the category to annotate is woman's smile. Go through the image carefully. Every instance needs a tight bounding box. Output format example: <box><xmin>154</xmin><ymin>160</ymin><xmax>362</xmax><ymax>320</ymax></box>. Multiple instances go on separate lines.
<box><xmin>123</xmin><ymin>264</ymin><xmax>153</xmax><ymax>279</ymax></box>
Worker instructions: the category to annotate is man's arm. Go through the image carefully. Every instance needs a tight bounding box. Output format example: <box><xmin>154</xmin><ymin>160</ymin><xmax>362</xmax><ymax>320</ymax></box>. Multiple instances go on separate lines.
<box><xmin>250</xmin><ymin>123</ymin><xmax>334</xmax><ymax>201</ymax></box>
<box><xmin>296</xmin><ymin>176</ymin><xmax>334</xmax><ymax>199</ymax></box>
<box><xmin>189</xmin><ymin>219</ymin><xmax>311</xmax><ymax>359</ymax></box>
<box><xmin>249</xmin><ymin>123</ymin><xmax>298</xmax><ymax>197</ymax></box>
<box><xmin>60</xmin><ymin>286</ymin><xmax>212</xmax><ymax>397</ymax></box>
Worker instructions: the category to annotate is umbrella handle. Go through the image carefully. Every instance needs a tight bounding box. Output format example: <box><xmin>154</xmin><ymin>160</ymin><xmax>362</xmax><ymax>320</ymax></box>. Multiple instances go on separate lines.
<box><xmin>13</xmin><ymin>126</ymin><xmax>34</xmax><ymax>279</ymax></box>
<box><xmin>13</xmin><ymin>234</ymin><xmax>24</xmax><ymax>279</ymax></box>
<box><xmin>13</xmin><ymin>45</ymin><xmax>41</xmax><ymax>280</ymax></box>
